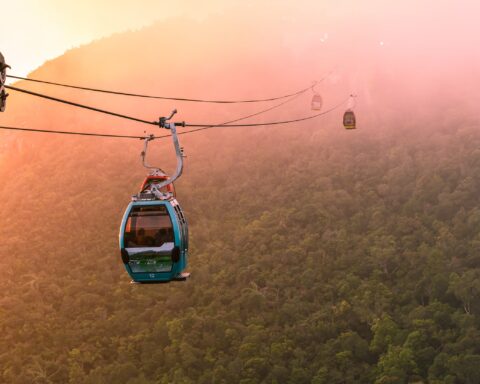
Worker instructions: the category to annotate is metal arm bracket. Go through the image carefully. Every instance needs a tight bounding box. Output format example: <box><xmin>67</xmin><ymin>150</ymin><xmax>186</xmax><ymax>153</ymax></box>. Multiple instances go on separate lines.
<box><xmin>137</xmin><ymin>110</ymin><xmax>185</xmax><ymax>200</ymax></box>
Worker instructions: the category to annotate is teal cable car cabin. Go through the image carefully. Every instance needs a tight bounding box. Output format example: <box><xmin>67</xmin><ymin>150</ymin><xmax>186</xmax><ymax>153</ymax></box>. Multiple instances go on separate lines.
<box><xmin>119</xmin><ymin>197</ymin><xmax>189</xmax><ymax>283</ymax></box>
<box><xmin>118</xmin><ymin>112</ymin><xmax>190</xmax><ymax>283</ymax></box>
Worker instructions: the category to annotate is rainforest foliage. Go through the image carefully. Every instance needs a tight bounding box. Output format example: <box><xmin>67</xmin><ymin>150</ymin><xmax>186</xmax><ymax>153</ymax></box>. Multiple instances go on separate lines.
<box><xmin>1</xmin><ymin>15</ymin><xmax>480</xmax><ymax>384</ymax></box>
<box><xmin>1</xmin><ymin>118</ymin><xmax>480</xmax><ymax>384</ymax></box>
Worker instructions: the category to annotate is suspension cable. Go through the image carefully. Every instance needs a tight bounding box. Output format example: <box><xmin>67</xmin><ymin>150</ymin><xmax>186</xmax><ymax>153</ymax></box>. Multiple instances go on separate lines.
<box><xmin>0</xmin><ymin>125</ymin><xmax>145</xmax><ymax>139</ymax></box>
<box><xmin>155</xmin><ymin>91</ymin><xmax>307</xmax><ymax>138</ymax></box>
<box><xmin>177</xmin><ymin>96</ymin><xmax>349</xmax><ymax>130</ymax></box>
<box><xmin>6</xmin><ymin>74</ymin><xmax>314</xmax><ymax>104</ymax></box>
<box><xmin>4</xmin><ymin>82</ymin><xmax>347</xmax><ymax>129</ymax></box>
<box><xmin>0</xmin><ymin>94</ymin><xmax>349</xmax><ymax>141</ymax></box>
<box><xmin>0</xmin><ymin>96</ymin><xmax>347</xmax><ymax>141</ymax></box>
<box><xmin>4</xmin><ymin>85</ymin><xmax>157</xmax><ymax>126</ymax></box>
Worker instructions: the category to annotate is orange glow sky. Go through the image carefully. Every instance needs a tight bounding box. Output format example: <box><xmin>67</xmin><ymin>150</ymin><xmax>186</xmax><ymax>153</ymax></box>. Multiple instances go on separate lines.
<box><xmin>2</xmin><ymin>0</ymin><xmax>239</xmax><ymax>76</ymax></box>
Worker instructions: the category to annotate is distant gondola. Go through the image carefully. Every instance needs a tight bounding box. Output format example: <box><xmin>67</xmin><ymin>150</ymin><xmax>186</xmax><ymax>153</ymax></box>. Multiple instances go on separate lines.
<box><xmin>311</xmin><ymin>94</ymin><xmax>323</xmax><ymax>111</ymax></box>
<box><xmin>343</xmin><ymin>109</ymin><xmax>356</xmax><ymax>129</ymax></box>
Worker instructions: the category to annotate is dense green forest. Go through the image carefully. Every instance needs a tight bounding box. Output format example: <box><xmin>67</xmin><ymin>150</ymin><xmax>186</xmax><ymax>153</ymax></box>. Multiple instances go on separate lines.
<box><xmin>2</xmin><ymin>118</ymin><xmax>480</xmax><ymax>384</ymax></box>
<box><xmin>2</xmin><ymin>13</ymin><xmax>480</xmax><ymax>384</ymax></box>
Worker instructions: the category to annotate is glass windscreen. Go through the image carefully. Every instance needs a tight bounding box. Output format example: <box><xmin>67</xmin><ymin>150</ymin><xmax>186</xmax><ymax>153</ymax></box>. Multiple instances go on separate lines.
<box><xmin>124</xmin><ymin>205</ymin><xmax>174</xmax><ymax>248</ymax></box>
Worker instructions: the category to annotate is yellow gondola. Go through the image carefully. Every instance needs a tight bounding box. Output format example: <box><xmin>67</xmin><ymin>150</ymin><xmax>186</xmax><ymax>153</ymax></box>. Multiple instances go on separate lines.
<box><xmin>343</xmin><ymin>109</ymin><xmax>356</xmax><ymax>129</ymax></box>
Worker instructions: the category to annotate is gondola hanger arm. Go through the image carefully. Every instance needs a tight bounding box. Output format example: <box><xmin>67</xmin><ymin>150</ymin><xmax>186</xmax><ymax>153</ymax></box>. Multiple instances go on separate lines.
<box><xmin>140</xmin><ymin>110</ymin><xmax>185</xmax><ymax>198</ymax></box>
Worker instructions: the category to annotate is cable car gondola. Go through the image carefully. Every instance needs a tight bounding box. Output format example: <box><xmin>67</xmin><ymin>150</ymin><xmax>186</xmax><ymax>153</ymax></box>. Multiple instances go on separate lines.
<box><xmin>343</xmin><ymin>109</ymin><xmax>356</xmax><ymax>130</ymax></box>
<box><xmin>119</xmin><ymin>195</ymin><xmax>188</xmax><ymax>283</ymax></box>
<box><xmin>0</xmin><ymin>52</ymin><xmax>10</xmax><ymax>112</ymax></box>
<box><xmin>342</xmin><ymin>94</ymin><xmax>357</xmax><ymax>130</ymax></box>
<box><xmin>311</xmin><ymin>94</ymin><xmax>323</xmax><ymax>111</ymax></box>
<box><xmin>119</xmin><ymin>112</ymin><xmax>189</xmax><ymax>283</ymax></box>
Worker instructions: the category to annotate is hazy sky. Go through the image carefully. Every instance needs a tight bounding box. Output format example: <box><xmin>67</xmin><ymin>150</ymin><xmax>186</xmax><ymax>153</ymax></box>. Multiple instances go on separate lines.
<box><xmin>2</xmin><ymin>0</ymin><xmax>480</xmax><ymax>87</ymax></box>
<box><xmin>2</xmin><ymin>0</ymin><xmax>239</xmax><ymax>76</ymax></box>
<box><xmin>0</xmin><ymin>0</ymin><xmax>480</xmax><ymax>75</ymax></box>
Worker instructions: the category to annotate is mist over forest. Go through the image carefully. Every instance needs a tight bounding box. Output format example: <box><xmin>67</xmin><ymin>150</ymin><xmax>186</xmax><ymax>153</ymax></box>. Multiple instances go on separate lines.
<box><xmin>2</xmin><ymin>4</ymin><xmax>480</xmax><ymax>383</ymax></box>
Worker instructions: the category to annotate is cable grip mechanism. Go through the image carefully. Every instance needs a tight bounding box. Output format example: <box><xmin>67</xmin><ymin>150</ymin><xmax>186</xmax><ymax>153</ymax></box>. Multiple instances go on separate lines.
<box><xmin>159</xmin><ymin>109</ymin><xmax>185</xmax><ymax>129</ymax></box>
<box><xmin>138</xmin><ymin>109</ymin><xmax>186</xmax><ymax>200</ymax></box>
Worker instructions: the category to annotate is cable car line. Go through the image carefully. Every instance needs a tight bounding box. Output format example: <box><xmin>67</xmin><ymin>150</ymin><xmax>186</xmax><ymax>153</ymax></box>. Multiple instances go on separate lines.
<box><xmin>6</xmin><ymin>74</ymin><xmax>315</xmax><ymax>104</ymax></box>
<box><xmin>0</xmin><ymin>96</ymin><xmax>349</xmax><ymax>140</ymax></box>
<box><xmin>0</xmin><ymin>125</ymin><xmax>146</xmax><ymax>139</ymax></box>
<box><xmin>180</xmin><ymin>96</ymin><xmax>349</xmax><ymax>129</ymax></box>
<box><xmin>162</xmin><ymin>91</ymin><xmax>306</xmax><ymax>138</ymax></box>
<box><xmin>4</xmin><ymin>84</ymin><xmax>349</xmax><ymax>130</ymax></box>
<box><xmin>0</xmin><ymin>91</ymin><xmax>304</xmax><ymax>140</ymax></box>
<box><xmin>4</xmin><ymin>84</ymin><xmax>158</xmax><ymax>126</ymax></box>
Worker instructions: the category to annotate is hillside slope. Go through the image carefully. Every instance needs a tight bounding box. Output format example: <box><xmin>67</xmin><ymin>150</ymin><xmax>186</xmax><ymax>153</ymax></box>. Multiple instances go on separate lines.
<box><xmin>1</xmin><ymin>13</ymin><xmax>480</xmax><ymax>384</ymax></box>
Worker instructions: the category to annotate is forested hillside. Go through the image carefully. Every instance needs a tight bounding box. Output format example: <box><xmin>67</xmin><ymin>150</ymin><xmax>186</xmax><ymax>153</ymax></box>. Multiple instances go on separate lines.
<box><xmin>2</xmin><ymin>12</ymin><xmax>480</xmax><ymax>384</ymax></box>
